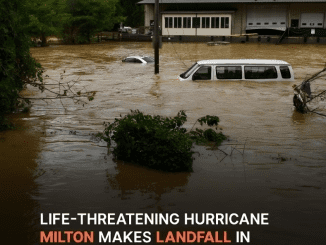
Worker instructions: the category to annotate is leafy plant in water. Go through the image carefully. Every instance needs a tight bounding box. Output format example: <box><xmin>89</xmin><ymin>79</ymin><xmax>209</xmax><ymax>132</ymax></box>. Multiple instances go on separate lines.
<box><xmin>100</xmin><ymin>110</ymin><xmax>227</xmax><ymax>172</ymax></box>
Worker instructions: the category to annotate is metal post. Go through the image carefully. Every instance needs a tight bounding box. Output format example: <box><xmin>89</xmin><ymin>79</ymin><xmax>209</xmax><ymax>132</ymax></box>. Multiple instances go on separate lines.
<box><xmin>154</xmin><ymin>0</ymin><xmax>159</xmax><ymax>74</ymax></box>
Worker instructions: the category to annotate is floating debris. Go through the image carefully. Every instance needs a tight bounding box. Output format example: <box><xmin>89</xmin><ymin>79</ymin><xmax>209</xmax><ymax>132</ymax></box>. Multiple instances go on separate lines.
<box><xmin>293</xmin><ymin>65</ymin><xmax>326</xmax><ymax>116</ymax></box>
<box><xmin>207</xmin><ymin>41</ymin><xmax>230</xmax><ymax>46</ymax></box>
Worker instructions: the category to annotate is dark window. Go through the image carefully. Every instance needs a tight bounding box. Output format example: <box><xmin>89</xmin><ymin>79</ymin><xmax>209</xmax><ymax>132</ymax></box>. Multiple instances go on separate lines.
<box><xmin>280</xmin><ymin>66</ymin><xmax>291</xmax><ymax>79</ymax></box>
<box><xmin>125</xmin><ymin>58</ymin><xmax>142</xmax><ymax>63</ymax></box>
<box><xmin>244</xmin><ymin>66</ymin><xmax>278</xmax><ymax>79</ymax></box>
<box><xmin>165</xmin><ymin>17</ymin><xmax>173</xmax><ymax>28</ymax></box>
<box><xmin>248</xmin><ymin>23</ymin><xmax>253</xmax><ymax>26</ymax></box>
<box><xmin>181</xmin><ymin>63</ymin><xmax>199</xmax><ymax>79</ymax></box>
<box><xmin>212</xmin><ymin>17</ymin><xmax>220</xmax><ymax>28</ymax></box>
<box><xmin>291</xmin><ymin>19</ymin><xmax>299</xmax><ymax>28</ymax></box>
<box><xmin>272</xmin><ymin>22</ymin><xmax>277</xmax><ymax>25</ymax></box>
<box><xmin>173</xmin><ymin>17</ymin><xmax>182</xmax><ymax>28</ymax></box>
<box><xmin>202</xmin><ymin>17</ymin><xmax>210</xmax><ymax>28</ymax></box>
<box><xmin>302</xmin><ymin>23</ymin><xmax>307</xmax><ymax>26</ymax></box>
<box><xmin>221</xmin><ymin>17</ymin><xmax>229</xmax><ymax>28</ymax></box>
<box><xmin>142</xmin><ymin>57</ymin><xmax>154</xmax><ymax>63</ymax></box>
<box><xmin>125</xmin><ymin>58</ymin><xmax>134</xmax><ymax>62</ymax></box>
<box><xmin>257</xmin><ymin>22</ymin><xmax>261</xmax><ymax>25</ymax></box>
<box><xmin>192</xmin><ymin>17</ymin><xmax>200</xmax><ymax>28</ymax></box>
<box><xmin>216</xmin><ymin>66</ymin><xmax>242</xmax><ymax>79</ymax></box>
<box><xmin>188</xmin><ymin>17</ymin><xmax>191</xmax><ymax>28</ymax></box>
<box><xmin>318</xmin><ymin>23</ymin><xmax>323</xmax><ymax>26</ymax></box>
<box><xmin>281</xmin><ymin>22</ymin><xmax>286</xmax><ymax>25</ymax></box>
<box><xmin>264</xmin><ymin>22</ymin><xmax>269</xmax><ymax>25</ymax></box>
<box><xmin>183</xmin><ymin>17</ymin><xmax>191</xmax><ymax>28</ymax></box>
<box><xmin>193</xmin><ymin>66</ymin><xmax>212</xmax><ymax>80</ymax></box>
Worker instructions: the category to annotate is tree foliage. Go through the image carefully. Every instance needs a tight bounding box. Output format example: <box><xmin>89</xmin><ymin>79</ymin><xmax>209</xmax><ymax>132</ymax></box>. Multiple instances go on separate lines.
<box><xmin>25</xmin><ymin>0</ymin><xmax>69</xmax><ymax>46</ymax></box>
<box><xmin>63</xmin><ymin>0</ymin><xmax>123</xmax><ymax>43</ymax></box>
<box><xmin>0</xmin><ymin>0</ymin><xmax>43</xmax><ymax>130</ymax></box>
<box><xmin>120</xmin><ymin>0</ymin><xmax>144</xmax><ymax>27</ymax></box>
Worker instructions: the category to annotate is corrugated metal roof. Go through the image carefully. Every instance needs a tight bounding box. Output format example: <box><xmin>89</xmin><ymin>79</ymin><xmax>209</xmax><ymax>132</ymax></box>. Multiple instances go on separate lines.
<box><xmin>138</xmin><ymin>0</ymin><xmax>326</xmax><ymax>4</ymax></box>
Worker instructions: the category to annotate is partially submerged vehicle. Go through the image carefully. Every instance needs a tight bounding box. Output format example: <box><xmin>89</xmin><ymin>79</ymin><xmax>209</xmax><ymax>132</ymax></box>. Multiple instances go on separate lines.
<box><xmin>122</xmin><ymin>56</ymin><xmax>154</xmax><ymax>64</ymax></box>
<box><xmin>178</xmin><ymin>59</ymin><xmax>294</xmax><ymax>82</ymax></box>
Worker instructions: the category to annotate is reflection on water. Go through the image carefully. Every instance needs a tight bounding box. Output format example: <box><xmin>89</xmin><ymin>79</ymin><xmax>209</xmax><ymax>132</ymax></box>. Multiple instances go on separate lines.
<box><xmin>0</xmin><ymin>114</ymin><xmax>42</xmax><ymax>244</ymax></box>
<box><xmin>1</xmin><ymin>42</ymin><xmax>326</xmax><ymax>244</ymax></box>
<box><xmin>106</xmin><ymin>160</ymin><xmax>190</xmax><ymax>212</ymax></box>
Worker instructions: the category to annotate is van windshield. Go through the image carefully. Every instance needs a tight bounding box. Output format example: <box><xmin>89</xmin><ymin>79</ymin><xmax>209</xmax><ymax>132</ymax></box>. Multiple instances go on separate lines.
<box><xmin>180</xmin><ymin>63</ymin><xmax>199</xmax><ymax>78</ymax></box>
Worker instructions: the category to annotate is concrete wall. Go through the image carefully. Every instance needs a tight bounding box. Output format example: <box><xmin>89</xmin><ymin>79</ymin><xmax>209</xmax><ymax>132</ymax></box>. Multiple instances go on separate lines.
<box><xmin>144</xmin><ymin>5</ymin><xmax>154</xmax><ymax>26</ymax></box>
<box><xmin>232</xmin><ymin>4</ymin><xmax>246</xmax><ymax>35</ymax></box>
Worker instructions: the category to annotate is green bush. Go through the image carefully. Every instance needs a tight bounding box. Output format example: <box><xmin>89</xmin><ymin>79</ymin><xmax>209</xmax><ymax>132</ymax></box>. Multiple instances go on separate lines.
<box><xmin>101</xmin><ymin>110</ymin><xmax>193</xmax><ymax>172</ymax></box>
<box><xmin>100</xmin><ymin>110</ymin><xmax>227</xmax><ymax>172</ymax></box>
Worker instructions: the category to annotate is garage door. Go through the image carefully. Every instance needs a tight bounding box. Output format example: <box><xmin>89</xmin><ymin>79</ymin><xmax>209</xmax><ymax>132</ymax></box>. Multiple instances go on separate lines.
<box><xmin>247</xmin><ymin>5</ymin><xmax>287</xmax><ymax>31</ymax></box>
<box><xmin>300</xmin><ymin>13</ymin><xmax>324</xmax><ymax>28</ymax></box>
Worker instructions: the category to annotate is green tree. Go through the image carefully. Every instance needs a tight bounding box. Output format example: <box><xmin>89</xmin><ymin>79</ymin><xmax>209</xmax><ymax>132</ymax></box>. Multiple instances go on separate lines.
<box><xmin>0</xmin><ymin>0</ymin><xmax>43</xmax><ymax>130</ymax></box>
<box><xmin>120</xmin><ymin>0</ymin><xmax>144</xmax><ymax>27</ymax></box>
<box><xmin>64</xmin><ymin>0</ymin><xmax>123</xmax><ymax>43</ymax></box>
<box><xmin>25</xmin><ymin>0</ymin><xmax>69</xmax><ymax>46</ymax></box>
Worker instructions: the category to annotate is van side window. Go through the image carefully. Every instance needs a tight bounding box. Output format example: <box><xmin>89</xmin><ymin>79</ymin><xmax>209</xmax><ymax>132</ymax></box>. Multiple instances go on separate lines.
<box><xmin>193</xmin><ymin>66</ymin><xmax>211</xmax><ymax>80</ymax></box>
<box><xmin>280</xmin><ymin>66</ymin><xmax>291</xmax><ymax>79</ymax></box>
<box><xmin>216</xmin><ymin>66</ymin><xmax>242</xmax><ymax>79</ymax></box>
<box><xmin>244</xmin><ymin>66</ymin><xmax>277</xmax><ymax>79</ymax></box>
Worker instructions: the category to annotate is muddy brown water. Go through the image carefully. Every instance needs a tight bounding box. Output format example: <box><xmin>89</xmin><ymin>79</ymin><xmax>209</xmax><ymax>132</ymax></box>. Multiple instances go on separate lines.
<box><xmin>1</xmin><ymin>42</ymin><xmax>326</xmax><ymax>244</ymax></box>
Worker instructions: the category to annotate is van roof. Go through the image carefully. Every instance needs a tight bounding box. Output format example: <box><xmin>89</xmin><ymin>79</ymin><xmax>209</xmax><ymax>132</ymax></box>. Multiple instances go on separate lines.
<box><xmin>197</xmin><ymin>59</ymin><xmax>290</xmax><ymax>65</ymax></box>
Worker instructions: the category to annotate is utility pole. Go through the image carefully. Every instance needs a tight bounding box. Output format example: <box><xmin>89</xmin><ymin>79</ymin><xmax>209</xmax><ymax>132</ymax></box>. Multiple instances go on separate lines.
<box><xmin>154</xmin><ymin>0</ymin><xmax>159</xmax><ymax>74</ymax></box>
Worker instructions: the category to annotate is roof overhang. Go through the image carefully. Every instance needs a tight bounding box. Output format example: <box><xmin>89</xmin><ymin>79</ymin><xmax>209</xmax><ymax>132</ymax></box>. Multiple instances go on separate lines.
<box><xmin>137</xmin><ymin>0</ymin><xmax>326</xmax><ymax>4</ymax></box>
<box><xmin>162</xmin><ymin>10</ymin><xmax>236</xmax><ymax>14</ymax></box>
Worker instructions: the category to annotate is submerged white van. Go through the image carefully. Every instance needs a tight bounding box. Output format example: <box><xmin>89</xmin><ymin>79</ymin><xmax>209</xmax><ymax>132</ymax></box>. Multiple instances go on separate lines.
<box><xmin>178</xmin><ymin>59</ymin><xmax>294</xmax><ymax>82</ymax></box>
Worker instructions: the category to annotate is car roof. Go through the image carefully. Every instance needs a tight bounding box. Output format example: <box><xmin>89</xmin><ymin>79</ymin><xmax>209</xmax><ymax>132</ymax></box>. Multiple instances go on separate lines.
<box><xmin>126</xmin><ymin>56</ymin><xmax>151</xmax><ymax>59</ymax></box>
<box><xmin>197</xmin><ymin>59</ymin><xmax>291</xmax><ymax>65</ymax></box>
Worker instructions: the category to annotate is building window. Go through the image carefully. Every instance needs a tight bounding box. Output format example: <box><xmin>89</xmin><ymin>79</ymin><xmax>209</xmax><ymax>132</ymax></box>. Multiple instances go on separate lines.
<box><xmin>202</xmin><ymin>17</ymin><xmax>210</xmax><ymax>28</ymax></box>
<box><xmin>183</xmin><ymin>17</ymin><xmax>191</xmax><ymax>28</ymax></box>
<box><xmin>244</xmin><ymin>66</ymin><xmax>278</xmax><ymax>79</ymax></box>
<box><xmin>192</xmin><ymin>17</ymin><xmax>200</xmax><ymax>28</ymax></box>
<box><xmin>174</xmin><ymin>17</ymin><xmax>182</xmax><ymax>28</ymax></box>
<box><xmin>221</xmin><ymin>17</ymin><xmax>229</xmax><ymax>28</ymax></box>
<box><xmin>216</xmin><ymin>66</ymin><xmax>242</xmax><ymax>79</ymax></box>
<box><xmin>165</xmin><ymin>17</ymin><xmax>172</xmax><ymax>28</ymax></box>
<box><xmin>211</xmin><ymin>17</ymin><xmax>220</xmax><ymax>28</ymax></box>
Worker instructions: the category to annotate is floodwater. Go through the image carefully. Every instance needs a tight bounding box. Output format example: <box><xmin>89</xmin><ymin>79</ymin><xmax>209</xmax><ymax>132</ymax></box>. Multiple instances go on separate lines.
<box><xmin>1</xmin><ymin>42</ymin><xmax>326</xmax><ymax>244</ymax></box>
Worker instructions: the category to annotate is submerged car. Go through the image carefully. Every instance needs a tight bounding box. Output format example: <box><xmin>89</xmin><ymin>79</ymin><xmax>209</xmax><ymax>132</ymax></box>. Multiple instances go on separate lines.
<box><xmin>122</xmin><ymin>56</ymin><xmax>154</xmax><ymax>64</ymax></box>
<box><xmin>178</xmin><ymin>59</ymin><xmax>294</xmax><ymax>82</ymax></box>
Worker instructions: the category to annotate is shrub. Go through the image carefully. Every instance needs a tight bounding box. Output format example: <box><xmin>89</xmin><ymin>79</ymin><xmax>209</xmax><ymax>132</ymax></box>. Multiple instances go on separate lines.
<box><xmin>100</xmin><ymin>110</ymin><xmax>227</xmax><ymax>172</ymax></box>
<box><xmin>101</xmin><ymin>110</ymin><xmax>193</xmax><ymax>172</ymax></box>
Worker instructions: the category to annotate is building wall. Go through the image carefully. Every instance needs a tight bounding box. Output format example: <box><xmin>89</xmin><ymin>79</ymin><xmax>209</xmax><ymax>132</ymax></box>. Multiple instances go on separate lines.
<box><xmin>289</xmin><ymin>3</ymin><xmax>326</xmax><ymax>27</ymax></box>
<box><xmin>144</xmin><ymin>4</ymin><xmax>154</xmax><ymax>26</ymax></box>
<box><xmin>232</xmin><ymin>4</ymin><xmax>246</xmax><ymax>35</ymax></box>
<box><xmin>143</xmin><ymin>3</ymin><xmax>326</xmax><ymax>36</ymax></box>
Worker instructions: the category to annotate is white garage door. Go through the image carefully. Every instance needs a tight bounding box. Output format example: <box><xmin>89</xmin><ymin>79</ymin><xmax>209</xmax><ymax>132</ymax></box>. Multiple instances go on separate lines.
<box><xmin>300</xmin><ymin>13</ymin><xmax>324</xmax><ymax>28</ymax></box>
<box><xmin>247</xmin><ymin>6</ymin><xmax>287</xmax><ymax>31</ymax></box>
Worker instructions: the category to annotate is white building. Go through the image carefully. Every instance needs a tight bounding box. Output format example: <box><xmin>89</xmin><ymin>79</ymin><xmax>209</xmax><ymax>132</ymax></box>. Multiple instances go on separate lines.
<box><xmin>137</xmin><ymin>0</ymin><xmax>326</xmax><ymax>36</ymax></box>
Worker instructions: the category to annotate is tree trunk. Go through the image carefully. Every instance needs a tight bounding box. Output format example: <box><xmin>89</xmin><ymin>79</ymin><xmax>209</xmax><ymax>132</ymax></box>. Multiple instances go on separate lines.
<box><xmin>41</xmin><ymin>33</ymin><xmax>47</xmax><ymax>47</ymax></box>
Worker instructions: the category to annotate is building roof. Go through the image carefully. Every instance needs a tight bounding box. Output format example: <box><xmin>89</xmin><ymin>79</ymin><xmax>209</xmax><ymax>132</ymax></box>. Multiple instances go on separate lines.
<box><xmin>138</xmin><ymin>0</ymin><xmax>326</xmax><ymax>4</ymax></box>
<box><xmin>196</xmin><ymin>59</ymin><xmax>291</xmax><ymax>65</ymax></box>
